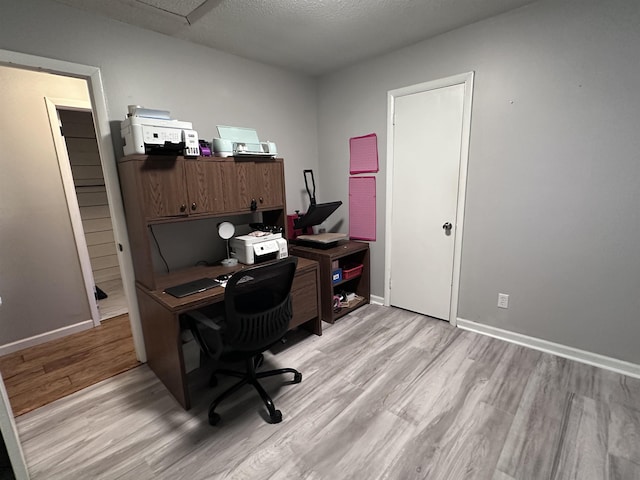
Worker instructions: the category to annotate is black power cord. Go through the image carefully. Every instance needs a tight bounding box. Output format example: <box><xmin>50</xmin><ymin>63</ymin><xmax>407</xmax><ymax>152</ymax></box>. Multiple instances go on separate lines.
<box><xmin>149</xmin><ymin>225</ymin><xmax>170</xmax><ymax>273</ymax></box>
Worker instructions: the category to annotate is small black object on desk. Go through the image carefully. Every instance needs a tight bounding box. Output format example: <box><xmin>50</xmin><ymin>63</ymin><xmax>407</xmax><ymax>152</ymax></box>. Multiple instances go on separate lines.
<box><xmin>164</xmin><ymin>277</ymin><xmax>219</xmax><ymax>298</ymax></box>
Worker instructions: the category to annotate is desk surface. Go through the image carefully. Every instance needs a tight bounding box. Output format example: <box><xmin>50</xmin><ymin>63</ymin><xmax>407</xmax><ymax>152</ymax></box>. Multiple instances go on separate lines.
<box><xmin>139</xmin><ymin>256</ymin><xmax>318</xmax><ymax>313</ymax></box>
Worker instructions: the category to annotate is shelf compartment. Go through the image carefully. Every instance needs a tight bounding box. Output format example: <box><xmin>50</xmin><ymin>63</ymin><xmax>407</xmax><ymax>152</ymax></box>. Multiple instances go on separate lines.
<box><xmin>333</xmin><ymin>297</ymin><xmax>368</xmax><ymax>320</ymax></box>
<box><xmin>289</xmin><ymin>240</ymin><xmax>370</xmax><ymax>324</ymax></box>
<box><xmin>342</xmin><ymin>263</ymin><xmax>363</xmax><ymax>281</ymax></box>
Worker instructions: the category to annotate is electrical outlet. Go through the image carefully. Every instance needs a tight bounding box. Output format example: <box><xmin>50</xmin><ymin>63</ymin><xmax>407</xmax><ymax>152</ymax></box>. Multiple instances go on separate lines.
<box><xmin>497</xmin><ymin>293</ymin><xmax>509</xmax><ymax>309</ymax></box>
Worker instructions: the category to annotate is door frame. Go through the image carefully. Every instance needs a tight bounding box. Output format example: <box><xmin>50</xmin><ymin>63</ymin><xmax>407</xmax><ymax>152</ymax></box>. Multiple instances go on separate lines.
<box><xmin>384</xmin><ymin>72</ymin><xmax>474</xmax><ymax>326</ymax></box>
<box><xmin>0</xmin><ymin>48</ymin><xmax>146</xmax><ymax>362</ymax></box>
<box><xmin>44</xmin><ymin>97</ymin><xmax>101</xmax><ymax>327</ymax></box>
<box><xmin>0</xmin><ymin>374</ymin><xmax>29</xmax><ymax>479</ymax></box>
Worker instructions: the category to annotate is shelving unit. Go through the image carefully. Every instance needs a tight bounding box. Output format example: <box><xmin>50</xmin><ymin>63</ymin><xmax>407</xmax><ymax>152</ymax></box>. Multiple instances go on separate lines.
<box><xmin>290</xmin><ymin>240</ymin><xmax>370</xmax><ymax>323</ymax></box>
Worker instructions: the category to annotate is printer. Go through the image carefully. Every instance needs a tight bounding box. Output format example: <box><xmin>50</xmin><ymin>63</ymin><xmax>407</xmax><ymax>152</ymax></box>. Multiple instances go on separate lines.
<box><xmin>229</xmin><ymin>232</ymin><xmax>288</xmax><ymax>265</ymax></box>
<box><xmin>121</xmin><ymin>105</ymin><xmax>199</xmax><ymax>157</ymax></box>
<box><xmin>212</xmin><ymin>125</ymin><xmax>277</xmax><ymax>158</ymax></box>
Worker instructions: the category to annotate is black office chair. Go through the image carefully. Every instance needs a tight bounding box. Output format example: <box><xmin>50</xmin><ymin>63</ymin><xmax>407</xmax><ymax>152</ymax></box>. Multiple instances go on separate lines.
<box><xmin>183</xmin><ymin>257</ymin><xmax>301</xmax><ymax>425</ymax></box>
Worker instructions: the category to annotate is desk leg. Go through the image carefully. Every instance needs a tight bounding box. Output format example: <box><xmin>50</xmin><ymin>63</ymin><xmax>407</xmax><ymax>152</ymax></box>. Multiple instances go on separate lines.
<box><xmin>300</xmin><ymin>317</ymin><xmax>322</xmax><ymax>336</ymax></box>
<box><xmin>302</xmin><ymin>265</ymin><xmax>322</xmax><ymax>336</ymax></box>
<box><xmin>137</xmin><ymin>290</ymin><xmax>190</xmax><ymax>410</ymax></box>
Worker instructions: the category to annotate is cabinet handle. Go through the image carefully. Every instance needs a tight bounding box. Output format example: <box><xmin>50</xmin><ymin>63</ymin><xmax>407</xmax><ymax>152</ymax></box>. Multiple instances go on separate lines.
<box><xmin>191</xmin><ymin>202</ymin><xmax>197</xmax><ymax>211</ymax></box>
<box><xmin>250</xmin><ymin>199</ymin><xmax>257</xmax><ymax>211</ymax></box>
<box><xmin>180</xmin><ymin>204</ymin><xmax>187</xmax><ymax>212</ymax></box>
<box><xmin>259</xmin><ymin>197</ymin><xmax>264</xmax><ymax>203</ymax></box>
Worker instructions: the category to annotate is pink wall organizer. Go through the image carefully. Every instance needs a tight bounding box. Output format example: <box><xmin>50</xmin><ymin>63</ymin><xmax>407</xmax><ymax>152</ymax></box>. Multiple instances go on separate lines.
<box><xmin>349</xmin><ymin>133</ymin><xmax>379</xmax><ymax>174</ymax></box>
<box><xmin>349</xmin><ymin>176</ymin><xmax>376</xmax><ymax>241</ymax></box>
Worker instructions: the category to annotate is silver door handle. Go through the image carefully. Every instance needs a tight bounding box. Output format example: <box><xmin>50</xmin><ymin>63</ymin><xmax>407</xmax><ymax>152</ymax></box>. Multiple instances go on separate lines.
<box><xmin>442</xmin><ymin>222</ymin><xmax>452</xmax><ymax>230</ymax></box>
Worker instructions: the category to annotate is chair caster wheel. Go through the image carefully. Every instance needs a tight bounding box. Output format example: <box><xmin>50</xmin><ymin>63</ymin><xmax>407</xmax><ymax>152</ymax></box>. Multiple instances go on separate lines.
<box><xmin>208</xmin><ymin>412</ymin><xmax>221</xmax><ymax>426</ymax></box>
<box><xmin>293</xmin><ymin>372</ymin><xmax>302</xmax><ymax>383</ymax></box>
<box><xmin>270</xmin><ymin>410</ymin><xmax>282</xmax><ymax>424</ymax></box>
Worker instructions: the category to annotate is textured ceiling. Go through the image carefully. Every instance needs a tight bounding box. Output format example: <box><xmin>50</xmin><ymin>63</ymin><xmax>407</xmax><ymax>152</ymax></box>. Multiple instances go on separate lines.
<box><xmin>52</xmin><ymin>0</ymin><xmax>537</xmax><ymax>76</ymax></box>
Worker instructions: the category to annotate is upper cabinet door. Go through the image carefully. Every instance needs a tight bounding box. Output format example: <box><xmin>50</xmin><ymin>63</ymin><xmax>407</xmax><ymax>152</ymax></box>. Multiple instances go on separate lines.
<box><xmin>254</xmin><ymin>161</ymin><xmax>284</xmax><ymax>209</ymax></box>
<box><xmin>215</xmin><ymin>161</ymin><xmax>242</xmax><ymax>212</ymax></box>
<box><xmin>184</xmin><ymin>160</ymin><xmax>221</xmax><ymax>215</ymax></box>
<box><xmin>234</xmin><ymin>161</ymin><xmax>285</xmax><ymax>212</ymax></box>
<box><xmin>234</xmin><ymin>161</ymin><xmax>257</xmax><ymax>212</ymax></box>
<box><xmin>138</xmin><ymin>157</ymin><xmax>188</xmax><ymax>219</ymax></box>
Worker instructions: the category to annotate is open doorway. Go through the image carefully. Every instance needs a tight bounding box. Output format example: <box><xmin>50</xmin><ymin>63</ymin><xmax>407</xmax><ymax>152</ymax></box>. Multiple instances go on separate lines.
<box><xmin>57</xmin><ymin>108</ymin><xmax>128</xmax><ymax>320</ymax></box>
<box><xmin>0</xmin><ymin>64</ymin><xmax>141</xmax><ymax>414</ymax></box>
<box><xmin>0</xmin><ymin>50</ymin><xmax>146</xmax><ymax>475</ymax></box>
<box><xmin>0</xmin><ymin>49</ymin><xmax>145</xmax><ymax>363</ymax></box>
<box><xmin>0</xmin><ymin>50</ymin><xmax>147</xmax><ymax>417</ymax></box>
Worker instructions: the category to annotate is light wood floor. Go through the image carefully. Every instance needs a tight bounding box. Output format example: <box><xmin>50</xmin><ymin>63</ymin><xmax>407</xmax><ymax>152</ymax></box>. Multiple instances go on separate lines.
<box><xmin>14</xmin><ymin>305</ymin><xmax>640</xmax><ymax>479</ymax></box>
<box><xmin>97</xmin><ymin>277</ymin><xmax>129</xmax><ymax>321</ymax></box>
<box><xmin>0</xmin><ymin>314</ymin><xmax>139</xmax><ymax>416</ymax></box>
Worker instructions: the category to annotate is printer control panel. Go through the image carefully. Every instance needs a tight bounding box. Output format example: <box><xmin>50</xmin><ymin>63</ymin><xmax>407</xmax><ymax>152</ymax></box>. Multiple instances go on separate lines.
<box><xmin>142</xmin><ymin>125</ymin><xmax>182</xmax><ymax>145</ymax></box>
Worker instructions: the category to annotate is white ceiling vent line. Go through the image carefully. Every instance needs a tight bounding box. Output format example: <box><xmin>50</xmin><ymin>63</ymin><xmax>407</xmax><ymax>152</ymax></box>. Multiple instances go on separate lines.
<box><xmin>133</xmin><ymin>0</ymin><xmax>224</xmax><ymax>26</ymax></box>
<box><xmin>134</xmin><ymin>0</ymin><xmax>203</xmax><ymax>17</ymax></box>
<box><xmin>186</xmin><ymin>0</ymin><xmax>225</xmax><ymax>25</ymax></box>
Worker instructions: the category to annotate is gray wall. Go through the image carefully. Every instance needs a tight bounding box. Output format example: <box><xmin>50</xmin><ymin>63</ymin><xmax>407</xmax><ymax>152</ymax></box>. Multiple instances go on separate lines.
<box><xmin>0</xmin><ymin>0</ymin><xmax>319</xmax><ymax>348</ymax></box>
<box><xmin>0</xmin><ymin>0</ymin><xmax>319</xmax><ymax>214</ymax></box>
<box><xmin>316</xmin><ymin>0</ymin><xmax>640</xmax><ymax>364</ymax></box>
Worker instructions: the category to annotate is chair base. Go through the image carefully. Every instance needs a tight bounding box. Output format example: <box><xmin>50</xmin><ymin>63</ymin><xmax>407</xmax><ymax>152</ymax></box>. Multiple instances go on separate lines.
<box><xmin>207</xmin><ymin>356</ymin><xmax>301</xmax><ymax>425</ymax></box>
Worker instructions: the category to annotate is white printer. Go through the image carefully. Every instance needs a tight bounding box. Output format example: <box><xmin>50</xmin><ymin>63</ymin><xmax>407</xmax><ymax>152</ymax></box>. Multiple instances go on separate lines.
<box><xmin>229</xmin><ymin>232</ymin><xmax>288</xmax><ymax>265</ymax></box>
<box><xmin>121</xmin><ymin>105</ymin><xmax>199</xmax><ymax>157</ymax></box>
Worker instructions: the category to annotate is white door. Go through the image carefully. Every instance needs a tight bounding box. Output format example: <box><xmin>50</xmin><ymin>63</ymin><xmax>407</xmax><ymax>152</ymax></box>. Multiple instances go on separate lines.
<box><xmin>386</xmin><ymin>74</ymin><xmax>472</xmax><ymax>322</ymax></box>
<box><xmin>45</xmin><ymin>98</ymin><xmax>102</xmax><ymax>326</ymax></box>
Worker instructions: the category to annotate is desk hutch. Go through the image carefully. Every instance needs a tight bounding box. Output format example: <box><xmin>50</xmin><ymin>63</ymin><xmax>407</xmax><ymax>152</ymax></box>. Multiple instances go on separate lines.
<box><xmin>118</xmin><ymin>155</ymin><xmax>321</xmax><ymax>409</ymax></box>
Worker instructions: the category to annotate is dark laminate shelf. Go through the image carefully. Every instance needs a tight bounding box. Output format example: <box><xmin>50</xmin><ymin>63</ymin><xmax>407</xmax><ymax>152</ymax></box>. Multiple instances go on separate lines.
<box><xmin>290</xmin><ymin>240</ymin><xmax>370</xmax><ymax>324</ymax></box>
<box><xmin>333</xmin><ymin>297</ymin><xmax>368</xmax><ymax>321</ymax></box>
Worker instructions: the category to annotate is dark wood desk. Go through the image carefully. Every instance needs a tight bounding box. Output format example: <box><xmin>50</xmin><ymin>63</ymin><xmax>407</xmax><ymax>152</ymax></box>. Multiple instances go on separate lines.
<box><xmin>136</xmin><ymin>256</ymin><xmax>321</xmax><ymax>409</ymax></box>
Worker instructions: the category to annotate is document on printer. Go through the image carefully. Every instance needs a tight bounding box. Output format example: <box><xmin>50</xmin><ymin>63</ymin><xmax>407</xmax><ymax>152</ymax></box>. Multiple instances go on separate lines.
<box><xmin>248</xmin><ymin>231</ymin><xmax>272</xmax><ymax>237</ymax></box>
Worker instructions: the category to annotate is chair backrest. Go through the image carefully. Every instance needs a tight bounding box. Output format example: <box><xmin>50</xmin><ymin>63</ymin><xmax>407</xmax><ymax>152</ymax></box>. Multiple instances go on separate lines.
<box><xmin>222</xmin><ymin>256</ymin><xmax>298</xmax><ymax>351</ymax></box>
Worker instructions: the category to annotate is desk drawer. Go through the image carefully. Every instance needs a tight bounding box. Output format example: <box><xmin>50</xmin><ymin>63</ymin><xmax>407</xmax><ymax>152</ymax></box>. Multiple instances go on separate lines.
<box><xmin>290</xmin><ymin>269</ymin><xmax>318</xmax><ymax>328</ymax></box>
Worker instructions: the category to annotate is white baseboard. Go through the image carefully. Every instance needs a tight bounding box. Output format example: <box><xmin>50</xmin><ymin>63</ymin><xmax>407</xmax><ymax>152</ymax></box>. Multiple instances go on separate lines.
<box><xmin>0</xmin><ymin>320</ymin><xmax>94</xmax><ymax>357</ymax></box>
<box><xmin>457</xmin><ymin>318</ymin><xmax>640</xmax><ymax>379</ymax></box>
<box><xmin>370</xmin><ymin>294</ymin><xmax>384</xmax><ymax>305</ymax></box>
